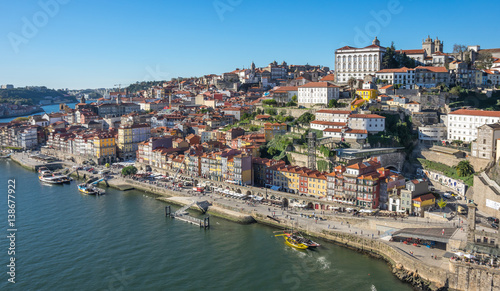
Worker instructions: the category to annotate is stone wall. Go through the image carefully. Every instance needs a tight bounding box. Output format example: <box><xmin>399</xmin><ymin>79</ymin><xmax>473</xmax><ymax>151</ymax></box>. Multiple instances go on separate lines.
<box><xmin>418</xmin><ymin>168</ymin><xmax>468</xmax><ymax>196</ymax></box>
<box><xmin>256</xmin><ymin>214</ymin><xmax>500</xmax><ymax>290</ymax></box>
<box><xmin>256</xmin><ymin>106</ymin><xmax>317</xmax><ymax>119</ymax></box>
<box><xmin>472</xmin><ymin>174</ymin><xmax>500</xmax><ymax>217</ymax></box>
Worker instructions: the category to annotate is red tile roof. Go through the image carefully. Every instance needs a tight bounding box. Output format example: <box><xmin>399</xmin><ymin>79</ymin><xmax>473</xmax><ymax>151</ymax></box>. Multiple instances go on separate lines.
<box><xmin>299</xmin><ymin>82</ymin><xmax>339</xmax><ymax>88</ymax></box>
<box><xmin>449</xmin><ymin>109</ymin><xmax>500</xmax><ymax>117</ymax></box>
<box><xmin>376</xmin><ymin>67</ymin><xmax>414</xmax><ymax>73</ymax></box>
<box><xmin>323</xmin><ymin>128</ymin><xmax>368</xmax><ymax>134</ymax></box>
<box><xmin>316</xmin><ymin>109</ymin><xmax>351</xmax><ymax>114</ymax></box>
<box><xmin>320</xmin><ymin>74</ymin><xmax>335</xmax><ymax>81</ymax></box>
<box><xmin>396</xmin><ymin>49</ymin><xmax>425</xmax><ymax>55</ymax></box>
<box><xmin>349</xmin><ymin>114</ymin><xmax>385</xmax><ymax>119</ymax></box>
<box><xmin>311</xmin><ymin>121</ymin><xmax>347</xmax><ymax>126</ymax></box>
<box><xmin>415</xmin><ymin>66</ymin><xmax>448</xmax><ymax>73</ymax></box>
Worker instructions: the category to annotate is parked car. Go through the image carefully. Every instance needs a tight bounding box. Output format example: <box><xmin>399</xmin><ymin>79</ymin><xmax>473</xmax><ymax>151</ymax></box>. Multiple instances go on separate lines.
<box><xmin>442</xmin><ymin>192</ymin><xmax>452</xmax><ymax>199</ymax></box>
<box><xmin>487</xmin><ymin>217</ymin><xmax>499</xmax><ymax>224</ymax></box>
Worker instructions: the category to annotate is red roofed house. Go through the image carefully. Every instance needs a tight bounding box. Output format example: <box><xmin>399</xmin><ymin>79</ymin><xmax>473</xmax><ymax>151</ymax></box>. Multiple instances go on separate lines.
<box><xmin>446</xmin><ymin>109</ymin><xmax>500</xmax><ymax>142</ymax></box>
<box><xmin>186</xmin><ymin>134</ymin><xmax>201</xmax><ymax>145</ymax></box>
<box><xmin>415</xmin><ymin>66</ymin><xmax>450</xmax><ymax>88</ymax></box>
<box><xmin>334</xmin><ymin>159</ymin><xmax>382</xmax><ymax>208</ymax></box>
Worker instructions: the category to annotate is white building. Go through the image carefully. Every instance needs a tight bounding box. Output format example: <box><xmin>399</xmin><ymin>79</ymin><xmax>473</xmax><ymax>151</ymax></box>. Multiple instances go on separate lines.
<box><xmin>310</xmin><ymin>121</ymin><xmax>346</xmax><ymax>131</ymax></box>
<box><xmin>313</xmin><ymin>111</ymin><xmax>385</xmax><ymax>133</ymax></box>
<box><xmin>297</xmin><ymin>82</ymin><xmax>339</xmax><ymax>105</ymax></box>
<box><xmin>348</xmin><ymin>114</ymin><xmax>386</xmax><ymax>133</ymax></box>
<box><xmin>335</xmin><ymin>37</ymin><xmax>386</xmax><ymax>84</ymax></box>
<box><xmin>485</xmin><ymin>70</ymin><xmax>500</xmax><ymax>86</ymax></box>
<box><xmin>404</xmin><ymin>101</ymin><xmax>421</xmax><ymax>113</ymax></box>
<box><xmin>446</xmin><ymin>109</ymin><xmax>500</xmax><ymax>142</ymax></box>
<box><xmin>19</xmin><ymin>127</ymin><xmax>38</xmax><ymax>149</ymax></box>
<box><xmin>314</xmin><ymin>110</ymin><xmax>350</xmax><ymax>122</ymax></box>
<box><xmin>323</xmin><ymin>128</ymin><xmax>367</xmax><ymax>140</ymax></box>
<box><xmin>418</xmin><ymin>125</ymin><xmax>447</xmax><ymax>142</ymax></box>
<box><xmin>375</xmin><ymin>67</ymin><xmax>415</xmax><ymax>89</ymax></box>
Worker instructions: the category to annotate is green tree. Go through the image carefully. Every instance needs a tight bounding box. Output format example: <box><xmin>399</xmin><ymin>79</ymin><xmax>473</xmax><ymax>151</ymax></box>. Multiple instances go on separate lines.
<box><xmin>121</xmin><ymin>166</ymin><xmax>138</xmax><ymax>176</ymax></box>
<box><xmin>105</xmin><ymin>163</ymin><xmax>110</xmax><ymax>168</ymax></box>
<box><xmin>449</xmin><ymin>86</ymin><xmax>462</xmax><ymax>96</ymax></box>
<box><xmin>297</xmin><ymin>112</ymin><xmax>315</xmax><ymax>125</ymax></box>
<box><xmin>382</xmin><ymin>42</ymin><xmax>399</xmax><ymax>69</ymax></box>
<box><xmin>437</xmin><ymin>198</ymin><xmax>447</xmax><ymax>212</ymax></box>
<box><xmin>291</xmin><ymin>95</ymin><xmax>298</xmax><ymax>102</ymax></box>
<box><xmin>328</xmin><ymin>99</ymin><xmax>338</xmax><ymax>108</ymax></box>
<box><xmin>456</xmin><ymin>160</ymin><xmax>474</xmax><ymax>177</ymax></box>
<box><xmin>262</xmin><ymin>99</ymin><xmax>277</xmax><ymax>106</ymax></box>
<box><xmin>249</xmin><ymin>125</ymin><xmax>260</xmax><ymax>132</ymax></box>
<box><xmin>256</xmin><ymin>108</ymin><xmax>262</xmax><ymax>115</ymax></box>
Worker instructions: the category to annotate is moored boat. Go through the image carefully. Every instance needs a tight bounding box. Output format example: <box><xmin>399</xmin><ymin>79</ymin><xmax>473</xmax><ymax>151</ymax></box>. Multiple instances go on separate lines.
<box><xmin>39</xmin><ymin>172</ymin><xmax>66</xmax><ymax>184</ymax></box>
<box><xmin>77</xmin><ymin>183</ymin><xmax>105</xmax><ymax>195</ymax></box>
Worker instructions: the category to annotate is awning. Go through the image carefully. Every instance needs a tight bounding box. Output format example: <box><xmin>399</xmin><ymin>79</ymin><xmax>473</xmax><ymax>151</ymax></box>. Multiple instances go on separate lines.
<box><xmin>271</xmin><ymin>186</ymin><xmax>280</xmax><ymax>191</ymax></box>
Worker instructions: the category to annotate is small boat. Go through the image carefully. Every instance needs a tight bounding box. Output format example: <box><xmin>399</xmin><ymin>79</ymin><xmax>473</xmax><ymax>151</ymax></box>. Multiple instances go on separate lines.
<box><xmin>289</xmin><ymin>233</ymin><xmax>321</xmax><ymax>248</ymax></box>
<box><xmin>39</xmin><ymin>172</ymin><xmax>66</xmax><ymax>184</ymax></box>
<box><xmin>275</xmin><ymin>234</ymin><xmax>308</xmax><ymax>250</ymax></box>
<box><xmin>77</xmin><ymin>183</ymin><xmax>105</xmax><ymax>195</ymax></box>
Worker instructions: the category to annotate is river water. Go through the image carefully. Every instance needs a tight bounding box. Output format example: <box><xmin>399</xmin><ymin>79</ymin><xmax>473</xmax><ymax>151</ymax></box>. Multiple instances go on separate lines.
<box><xmin>0</xmin><ymin>160</ymin><xmax>411</xmax><ymax>290</ymax></box>
<box><xmin>0</xmin><ymin>103</ymin><xmax>77</xmax><ymax>123</ymax></box>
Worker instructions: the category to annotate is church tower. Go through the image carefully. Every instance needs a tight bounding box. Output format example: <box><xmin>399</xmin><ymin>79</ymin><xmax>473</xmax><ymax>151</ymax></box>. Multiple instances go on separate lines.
<box><xmin>434</xmin><ymin>37</ymin><xmax>443</xmax><ymax>53</ymax></box>
<box><xmin>422</xmin><ymin>35</ymin><xmax>435</xmax><ymax>56</ymax></box>
<box><xmin>372</xmin><ymin>36</ymin><xmax>380</xmax><ymax>46</ymax></box>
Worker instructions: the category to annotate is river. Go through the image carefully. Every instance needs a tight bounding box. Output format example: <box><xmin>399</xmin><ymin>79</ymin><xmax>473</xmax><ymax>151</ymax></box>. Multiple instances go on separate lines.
<box><xmin>0</xmin><ymin>160</ymin><xmax>411</xmax><ymax>290</ymax></box>
<box><xmin>0</xmin><ymin>103</ymin><xmax>77</xmax><ymax>123</ymax></box>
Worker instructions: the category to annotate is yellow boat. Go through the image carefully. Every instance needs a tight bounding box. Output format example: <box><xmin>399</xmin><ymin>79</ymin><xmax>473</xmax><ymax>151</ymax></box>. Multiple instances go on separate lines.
<box><xmin>275</xmin><ymin>234</ymin><xmax>308</xmax><ymax>250</ymax></box>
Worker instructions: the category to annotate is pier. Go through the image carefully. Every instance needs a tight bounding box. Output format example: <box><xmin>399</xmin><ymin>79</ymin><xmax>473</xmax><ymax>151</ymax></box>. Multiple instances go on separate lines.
<box><xmin>165</xmin><ymin>205</ymin><xmax>210</xmax><ymax>229</ymax></box>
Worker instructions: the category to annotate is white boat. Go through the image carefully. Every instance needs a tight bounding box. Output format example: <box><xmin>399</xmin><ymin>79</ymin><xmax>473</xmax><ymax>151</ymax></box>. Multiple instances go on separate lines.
<box><xmin>39</xmin><ymin>173</ymin><xmax>66</xmax><ymax>184</ymax></box>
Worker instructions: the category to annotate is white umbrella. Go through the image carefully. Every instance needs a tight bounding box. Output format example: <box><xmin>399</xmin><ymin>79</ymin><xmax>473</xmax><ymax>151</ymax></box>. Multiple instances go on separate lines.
<box><xmin>455</xmin><ymin>251</ymin><xmax>465</xmax><ymax>257</ymax></box>
<box><xmin>464</xmin><ymin>254</ymin><xmax>475</xmax><ymax>259</ymax></box>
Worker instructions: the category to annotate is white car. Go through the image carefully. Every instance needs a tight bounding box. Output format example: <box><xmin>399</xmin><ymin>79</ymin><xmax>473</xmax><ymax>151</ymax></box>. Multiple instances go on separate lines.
<box><xmin>442</xmin><ymin>192</ymin><xmax>452</xmax><ymax>199</ymax></box>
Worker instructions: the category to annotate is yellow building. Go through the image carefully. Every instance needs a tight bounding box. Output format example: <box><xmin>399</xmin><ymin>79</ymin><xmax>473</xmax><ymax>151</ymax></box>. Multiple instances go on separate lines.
<box><xmin>412</xmin><ymin>193</ymin><xmax>436</xmax><ymax>215</ymax></box>
<box><xmin>350</xmin><ymin>98</ymin><xmax>365</xmax><ymax>111</ymax></box>
<box><xmin>93</xmin><ymin>133</ymin><xmax>116</xmax><ymax>164</ymax></box>
<box><xmin>264</xmin><ymin>123</ymin><xmax>287</xmax><ymax>142</ymax></box>
<box><xmin>356</xmin><ymin>89</ymin><xmax>378</xmax><ymax>101</ymax></box>
<box><xmin>303</xmin><ymin>171</ymin><xmax>327</xmax><ymax>197</ymax></box>
<box><xmin>117</xmin><ymin>126</ymin><xmax>133</xmax><ymax>160</ymax></box>
<box><xmin>171</xmin><ymin>155</ymin><xmax>185</xmax><ymax>173</ymax></box>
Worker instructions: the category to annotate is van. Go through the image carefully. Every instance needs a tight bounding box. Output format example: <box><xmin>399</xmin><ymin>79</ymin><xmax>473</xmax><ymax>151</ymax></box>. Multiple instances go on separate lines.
<box><xmin>457</xmin><ymin>205</ymin><xmax>467</xmax><ymax>215</ymax></box>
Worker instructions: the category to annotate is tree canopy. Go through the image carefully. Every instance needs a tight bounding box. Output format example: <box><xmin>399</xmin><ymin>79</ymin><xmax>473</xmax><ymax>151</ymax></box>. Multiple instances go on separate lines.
<box><xmin>456</xmin><ymin>160</ymin><xmax>474</xmax><ymax>177</ymax></box>
<box><xmin>382</xmin><ymin>42</ymin><xmax>416</xmax><ymax>69</ymax></box>
<box><xmin>121</xmin><ymin>166</ymin><xmax>138</xmax><ymax>176</ymax></box>
<box><xmin>297</xmin><ymin>112</ymin><xmax>315</xmax><ymax>125</ymax></box>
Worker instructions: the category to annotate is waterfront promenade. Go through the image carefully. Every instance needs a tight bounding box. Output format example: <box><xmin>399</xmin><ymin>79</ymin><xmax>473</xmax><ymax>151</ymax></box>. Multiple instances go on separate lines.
<box><xmin>9</xmin><ymin>152</ymin><xmax>500</xmax><ymax>290</ymax></box>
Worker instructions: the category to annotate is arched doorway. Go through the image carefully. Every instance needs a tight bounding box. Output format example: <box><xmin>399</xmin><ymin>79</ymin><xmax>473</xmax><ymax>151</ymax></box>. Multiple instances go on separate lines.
<box><xmin>236</xmin><ymin>189</ymin><xmax>242</xmax><ymax>194</ymax></box>
<box><xmin>283</xmin><ymin>198</ymin><xmax>289</xmax><ymax>209</ymax></box>
<box><xmin>246</xmin><ymin>190</ymin><xmax>251</xmax><ymax>196</ymax></box>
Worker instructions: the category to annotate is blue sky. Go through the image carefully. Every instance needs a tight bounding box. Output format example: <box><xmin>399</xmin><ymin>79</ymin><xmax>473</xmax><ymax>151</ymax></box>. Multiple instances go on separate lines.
<box><xmin>1</xmin><ymin>0</ymin><xmax>499</xmax><ymax>89</ymax></box>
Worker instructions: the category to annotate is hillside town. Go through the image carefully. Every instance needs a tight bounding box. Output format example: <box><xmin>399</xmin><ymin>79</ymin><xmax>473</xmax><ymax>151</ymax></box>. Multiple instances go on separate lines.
<box><xmin>2</xmin><ymin>36</ymin><xmax>500</xmax><ymax>258</ymax></box>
